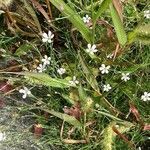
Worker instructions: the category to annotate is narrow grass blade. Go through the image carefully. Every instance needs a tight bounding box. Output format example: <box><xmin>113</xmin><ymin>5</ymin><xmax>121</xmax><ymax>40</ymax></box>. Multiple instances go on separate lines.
<box><xmin>79</xmin><ymin>53</ymin><xmax>99</xmax><ymax>93</ymax></box>
<box><xmin>30</xmin><ymin>107</ymin><xmax>82</xmax><ymax>128</ymax></box>
<box><xmin>93</xmin><ymin>0</ymin><xmax>112</xmax><ymax>23</ymax></box>
<box><xmin>112</xmin><ymin>0</ymin><xmax>123</xmax><ymax>22</ymax></box>
<box><xmin>48</xmin><ymin>110</ymin><xmax>82</xmax><ymax>128</ymax></box>
<box><xmin>50</xmin><ymin>0</ymin><xmax>92</xmax><ymax>43</ymax></box>
<box><xmin>23</xmin><ymin>0</ymin><xmax>42</xmax><ymax>33</ymax></box>
<box><xmin>110</xmin><ymin>3</ymin><xmax>127</xmax><ymax>45</ymax></box>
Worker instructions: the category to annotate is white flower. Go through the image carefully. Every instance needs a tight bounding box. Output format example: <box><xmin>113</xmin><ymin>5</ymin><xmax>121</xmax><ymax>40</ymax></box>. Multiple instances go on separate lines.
<box><xmin>95</xmin><ymin>103</ymin><xmax>100</xmax><ymax>109</ymax></box>
<box><xmin>144</xmin><ymin>10</ymin><xmax>150</xmax><ymax>19</ymax></box>
<box><xmin>103</xmin><ymin>84</ymin><xmax>112</xmax><ymax>92</ymax></box>
<box><xmin>37</xmin><ymin>64</ymin><xmax>46</xmax><ymax>72</ymax></box>
<box><xmin>19</xmin><ymin>87</ymin><xmax>31</xmax><ymax>99</ymax></box>
<box><xmin>121</xmin><ymin>73</ymin><xmax>130</xmax><ymax>82</ymax></box>
<box><xmin>69</xmin><ymin>76</ymin><xmax>79</xmax><ymax>86</ymax></box>
<box><xmin>99</xmin><ymin>64</ymin><xmax>110</xmax><ymax>74</ymax></box>
<box><xmin>137</xmin><ymin>147</ymin><xmax>141</xmax><ymax>150</ymax></box>
<box><xmin>83</xmin><ymin>15</ymin><xmax>91</xmax><ymax>23</ymax></box>
<box><xmin>86</xmin><ymin>44</ymin><xmax>98</xmax><ymax>55</ymax></box>
<box><xmin>0</xmin><ymin>132</ymin><xmax>6</xmax><ymax>141</ymax></box>
<box><xmin>42</xmin><ymin>30</ymin><xmax>54</xmax><ymax>43</ymax></box>
<box><xmin>107</xmin><ymin>53</ymin><xmax>113</xmax><ymax>59</ymax></box>
<box><xmin>141</xmin><ymin>92</ymin><xmax>150</xmax><ymax>101</ymax></box>
<box><xmin>57</xmin><ymin>67</ymin><xmax>66</xmax><ymax>75</ymax></box>
<box><xmin>42</xmin><ymin>55</ymin><xmax>51</xmax><ymax>65</ymax></box>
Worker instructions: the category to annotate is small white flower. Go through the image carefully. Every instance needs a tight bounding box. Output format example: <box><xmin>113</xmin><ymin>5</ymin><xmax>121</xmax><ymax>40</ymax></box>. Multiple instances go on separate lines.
<box><xmin>42</xmin><ymin>55</ymin><xmax>51</xmax><ymax>65</ymax></box>
<box><xmin>107</xmin><ymin>53</ymin><xmax>113</xmax><ymax>59</ymax></box>
<box><xmin>69</xmin><ymin>76</ymin><xmax>79</xmax><ymax>86</ymax></box>
<box><xmin>0</xmin><ymin>132</ymin><xmax>6</xmax><ymax>141</ymax></box>
<box><xmin>103</xmin><ymin>84</ymin><xmax>112</xmax><ymax>92</ymax></box>
<box><xmin>83</xmin><ymin>15</ymin><xmax>91</xmax><ymax>23</ymax></box>
<box><xmin>144</xmin><ymin>10</ymin><xmax>150</xmax><ymax>19</ymax></box>
<box><xmin>95</xmin><ymin>103</ymin><xmax>100</xmax><ymax>109</ymax></box>
<box><xmin>37</xmin><ymin>64</ymin><xmax>46</xmax><ymax>72</ymax></box>
<box><xmin>57</xmin><ymin>67</ymin><xmax>66</xmax><ymax>75</ymax></box>
<box><xmin>19</xmin><ymin>87</ymin><xmax>31</xmax><ymax>99</ymax></box>
<box><xmin>141</xmin><ymin>92</ymin><xmax>150</xmax><ymax>101</ymax></box>
<box><xmin>0</xmin><ymin>10</ymin><xmax>5</xmax><ymax>15</ymax></box>
<box><xmin>137</xmin><ymin>147</ymin><xmax>142</xmax><ymax>150</ymax></box>
<box><xmin>99</xmin><ymin>64</ymin><xmax>110</xmax><ymax>74</ymax></box>
<box><xmin>121</xmin><ymin>73</ymin><xmax>130</xmax><ymax>82</ymax></box>
<box><xmin>86</xmin><ymin>44</ymin><xmax>98</xmax><ymax>55</ymax></box>
<box><xmin>42</xmin><ymin>30</ymin><xmax>54</xmax><ymax>43</ymax></box>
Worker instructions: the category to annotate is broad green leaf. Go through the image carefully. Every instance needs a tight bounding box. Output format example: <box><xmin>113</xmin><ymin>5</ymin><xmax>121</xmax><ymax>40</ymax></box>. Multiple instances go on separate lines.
<box><xmin>22</xmin><ymin>72</ymin><xmax>71</xmax><ymax>88</ymax></box>
<box><xmin>93</xmin><ymin>0</ymin><xmax>112</xmax><ymax>23</ymax></box>
<box><xmin>0</xmin><ymin>71</ymin><xmax>71</xmax><ymax>88</ymax></box>
<box><xmin>15</xmin><ymin>43</ymin><xmax>33</xmax><ymax>56</ymax></box>
<box><xmin>110</xmin><ymin>3</ymin><xmax>127</xmax><ymax>45</ymax></box>
<box><xmin>79</xmin><ymin>53</ymin><xmax>99</xmax><ymax>93</ymax></box>
<box><xmin>50</xmin><ymin>0</ymin><xmax>92</xmax><ymax>43</ymax></box>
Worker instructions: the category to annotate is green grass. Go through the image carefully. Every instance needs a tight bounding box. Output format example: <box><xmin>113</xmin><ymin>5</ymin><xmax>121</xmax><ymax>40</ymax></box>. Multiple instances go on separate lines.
<box><xmin>0</xmin><ymin>0</ymin><xmax>150</xmax><ymax>150</ymax></box>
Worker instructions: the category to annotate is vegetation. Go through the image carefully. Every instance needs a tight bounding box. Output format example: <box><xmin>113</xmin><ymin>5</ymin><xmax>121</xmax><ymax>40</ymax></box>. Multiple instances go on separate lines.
<box><xmin>0</xmin><ymin>0</ymin><xmax>150</xmax><ymax>150</ymax></box>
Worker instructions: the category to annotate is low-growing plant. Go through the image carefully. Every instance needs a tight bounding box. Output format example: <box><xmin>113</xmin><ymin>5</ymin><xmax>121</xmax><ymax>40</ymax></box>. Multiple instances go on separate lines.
<box><xmin>0</xmin><ymin>0</ymin><xmax>150</xmax><ymax>150</ymax></box>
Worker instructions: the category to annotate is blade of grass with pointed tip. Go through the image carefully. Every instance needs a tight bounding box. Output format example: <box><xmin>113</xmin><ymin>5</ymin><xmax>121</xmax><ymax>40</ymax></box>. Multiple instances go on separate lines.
<box><xmin>48</xmin><ymin>110</ymin><xmax>82</xmax><ymax>128</ymax></box>
<box><xmin>29</xmin><ymin>107</ymin><xmax>82</xmax><ymax>128</ymax></box>
<box><xmin>93</xmin><ymin>0</ymin><xmax>112</xmax><ymax>24</ymax></box>
<box><xmin>23</xmin><ymin>0</ymin><xmax>42</xmax><ymax>33</ymax></box>
<box><xmin>50</xmin><ymin>0</ymin><xmax>92</xmax><ymax>43</ymax></box>
<box><xmin>110</xmin><ymin>3</ymin><xmax>127</xmax><ymax>45</ymax></box>
<box><xmin>79</xmin><ymin>53</ymin><xmax>99</xmax><ymax>93</ymax></box>
<box><xmin>0</xmin><ymin>72</ymin><xmax>71</xmax><ymax>88</ymax></box>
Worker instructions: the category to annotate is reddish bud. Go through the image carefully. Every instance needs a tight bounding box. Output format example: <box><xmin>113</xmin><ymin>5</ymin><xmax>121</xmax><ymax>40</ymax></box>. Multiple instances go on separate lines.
<box><xmin>34</xmin><ymin>124</ymin><xmax>43</xmax><ymax>137</ymax></box>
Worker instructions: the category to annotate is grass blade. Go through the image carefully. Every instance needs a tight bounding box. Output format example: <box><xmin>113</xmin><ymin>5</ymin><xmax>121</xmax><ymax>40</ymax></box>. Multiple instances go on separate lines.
<box><xmin>110</xmin><ymin>3</ymin><xmax>127</xmax><ymax>45</ymax></box>
<box><xmin>29</xmin><ymin>107</ymin><xmax>82</xmax><ymax>128</ymax></box>
<box><xmin>50</xmin><ymin>0</ymin><xmax>92</xmax><ymax>43</ymax></box>
<box><xmin>79</xmin><ymin>53</ymin><xmax>99</xmax><ymax>93</ymax></box>
<box><xmin>0</xmin><ymin>72</ymin><xmax>71</xmax><ymax>88</ymax></box>
<box><xmin>93</xmin><ymin>0</ymin><xmax>112</xmax><ymax>23</ymax></box>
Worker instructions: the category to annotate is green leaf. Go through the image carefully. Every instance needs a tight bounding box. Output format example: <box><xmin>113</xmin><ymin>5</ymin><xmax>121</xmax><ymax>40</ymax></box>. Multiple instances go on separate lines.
<box><xmin>79</xmin><ymin>53</ymin><xmax>100</xmax><ymax>93</ymax></box>
<box><xmin>48</xmin><ymin>110</ymin><xmax>82</xmax><ymax>128</ymax></box>
<box><xmin>127</xmin><ymin>24</ymin><xmax>150</xmax><ymax>44</ymax></box>
<box><xmin>14</xmin><ymin>43</ymin><xmax>33</xmax><ymax>56</ymax></box>
<box><xmin>22</xmin><ymin>72</ymin><xmax>71</xmax><ymax>88</ymax></box>
<box><xmin>78</xmin><ymin>84</ymin><xmax>87</xmax><ymax>103</ymax></box>
<box><xmin>30</xmin><ymin>107</ymin><xmax>82</xmax><ymax>128</ymax></box>
<box><xmin>121</xmin><ymin>63</ymin><xmax>150</xmax><ymax>73</ymax></box>
<box><xmin>23</xmin><ymin>0</ymin><xmax>42</xmax><ymax>33</ymax></box>
<box><xmin>110</xmin><ymin>3</ymin><xmax>127</xmax><ymax>45</ymax></box>
<box><xmin>135</xmin><ymin>24</ymin><xmax>150</xmax><ymax>44</ymax></box>
<box><xmin>93</xmin><ymin>0</ymin><xmax>112</xmax><ymax>23</ymax></box>
<box><xmin>61</xmin><ymin>93</ymin><xmax>75</xmax><ymax>104</ymax></box>
<box><xmin>50</xmin><ymin>0</ymin><xmax>92</xmax><ymax>43</ymax></box>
